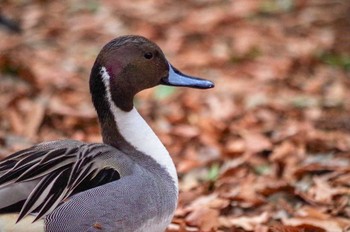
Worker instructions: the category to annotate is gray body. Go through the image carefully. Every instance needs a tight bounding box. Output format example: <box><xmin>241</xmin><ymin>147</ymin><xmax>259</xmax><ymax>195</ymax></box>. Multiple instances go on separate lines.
<box><xmin>0</xmin><ymin>140</ymin><xmax>177</xmax><ymax>232</ymax></box>
<box><xmin>45</xmin><ymin>142</ymin><xmax>177</xmax><ymax>232</ymax></box>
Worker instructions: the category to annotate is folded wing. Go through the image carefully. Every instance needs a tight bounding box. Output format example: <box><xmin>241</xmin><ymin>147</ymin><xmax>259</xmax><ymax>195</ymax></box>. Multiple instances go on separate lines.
<box><xmin>0</xmin><ymin>140</ymin><xmax>123</xmax><ymax>222</ymax></box>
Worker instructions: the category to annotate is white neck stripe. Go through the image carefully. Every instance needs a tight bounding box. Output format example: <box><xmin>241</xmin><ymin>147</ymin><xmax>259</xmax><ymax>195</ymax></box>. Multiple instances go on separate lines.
<box><xmin>100</xmin><ymin>67</ymin><xmax>178</xmax><ymax>189</ymax></box>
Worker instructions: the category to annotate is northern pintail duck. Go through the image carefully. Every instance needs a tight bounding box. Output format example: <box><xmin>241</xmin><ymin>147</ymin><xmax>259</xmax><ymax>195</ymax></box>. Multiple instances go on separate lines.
<box><xmin>0</xmin><ymin>35</ymin><xmax>214</xmax><ymax>232</ymax></box>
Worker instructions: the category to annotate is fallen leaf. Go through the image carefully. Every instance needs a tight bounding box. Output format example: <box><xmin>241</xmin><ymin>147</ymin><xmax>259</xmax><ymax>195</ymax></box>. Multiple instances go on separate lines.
<box><xmin>228</xmin><ymin>212</ymin><xmax>269</xmax><ymax>230</ymax></box>
<box><xmin>241</xmin><ymin>131</ymin><xmax>272</xmax><ymax>154</ymax></box>
<box><xmin>282</xmin><ymin>217</ymin><xmax>347</xmax><ymax>232</ymax></box>
<box><xmin>186</xmin><ymin>207</ymin><xmax>219</xmax><ymax>232</ymax></box>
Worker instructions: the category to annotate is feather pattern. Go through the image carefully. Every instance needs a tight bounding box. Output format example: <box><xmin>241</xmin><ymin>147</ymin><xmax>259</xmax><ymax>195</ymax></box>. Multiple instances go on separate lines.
<box><xmin>0</xmin><ymin>140</ymin><xmax>122</xmax><ymax>222</ymax></box>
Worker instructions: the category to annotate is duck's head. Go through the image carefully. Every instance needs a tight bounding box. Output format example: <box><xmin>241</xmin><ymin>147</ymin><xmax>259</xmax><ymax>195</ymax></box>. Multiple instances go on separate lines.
<box><xmin>90</xmin><ymin>35</ymin><xmax>214</xmax><ymax>111</ymax></box>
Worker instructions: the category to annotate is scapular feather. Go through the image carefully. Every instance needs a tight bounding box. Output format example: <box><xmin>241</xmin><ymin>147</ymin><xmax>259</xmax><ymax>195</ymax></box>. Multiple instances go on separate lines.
<box><xmin>0</xmin><ymin>140</ymin><xmax>121</xmax><ymax>222</ymax></box>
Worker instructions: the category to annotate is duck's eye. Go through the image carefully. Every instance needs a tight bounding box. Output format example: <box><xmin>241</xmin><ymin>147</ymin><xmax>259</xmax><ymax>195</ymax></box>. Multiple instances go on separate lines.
<box><xmin>144</xmin><ymin>52</ymin><xmax>153</xmax><ymax>59</ymax></box>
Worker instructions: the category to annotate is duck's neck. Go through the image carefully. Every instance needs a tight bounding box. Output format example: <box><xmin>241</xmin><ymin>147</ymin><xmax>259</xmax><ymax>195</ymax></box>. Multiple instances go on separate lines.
<box><xmin>90</xmin><ymin>66</ymin><xmax>178</xmax><ymax>188</ymax></box>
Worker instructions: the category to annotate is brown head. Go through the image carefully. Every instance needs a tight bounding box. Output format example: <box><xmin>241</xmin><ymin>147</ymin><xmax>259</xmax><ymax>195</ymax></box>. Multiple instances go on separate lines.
<box><xmin>90</xmin><ymin>35</ymin><xmax>214</xmax><ymax>112</ymax></box>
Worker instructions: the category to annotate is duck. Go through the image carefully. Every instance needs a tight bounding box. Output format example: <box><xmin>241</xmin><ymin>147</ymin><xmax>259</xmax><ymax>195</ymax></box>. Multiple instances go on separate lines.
<box><xmin>0</xmin><ymin>35</ymin><xmax>214</xmax><ymax>232</ymax></box>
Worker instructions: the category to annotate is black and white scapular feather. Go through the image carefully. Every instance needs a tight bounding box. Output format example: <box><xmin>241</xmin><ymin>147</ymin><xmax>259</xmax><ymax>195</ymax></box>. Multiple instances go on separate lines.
<box><xmin>0</xmin><ymin>140</ymin><xmax>121</xmax><ymax>221</ymax></box>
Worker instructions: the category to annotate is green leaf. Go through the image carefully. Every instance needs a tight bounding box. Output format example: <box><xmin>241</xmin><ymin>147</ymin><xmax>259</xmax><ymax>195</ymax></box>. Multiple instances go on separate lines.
<box><xmin>254</xmin><ymin>164</ymin><xmax>271</xmax><ymax>175</ymax></box>
<box><xmin>153</xmin><ymin>86</ymin><xmax>177</xmax><ymax>100</ymax></box>
<box><xmin>319</xmin><ymin>53</ymin><xmax>350</xmax><ymax>71</ymax></box>
<box><xmin>207</xmin><ymin>163</ymin><xmax>220</xmax><ymax>181</ymax></box>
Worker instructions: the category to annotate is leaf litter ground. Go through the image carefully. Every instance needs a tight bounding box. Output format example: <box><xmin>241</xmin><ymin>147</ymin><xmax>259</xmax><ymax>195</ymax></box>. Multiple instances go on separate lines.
<box><xmin>0</xmin><ymin>0</ymin><xmax>349</xmax><ymax>231</ymax></box>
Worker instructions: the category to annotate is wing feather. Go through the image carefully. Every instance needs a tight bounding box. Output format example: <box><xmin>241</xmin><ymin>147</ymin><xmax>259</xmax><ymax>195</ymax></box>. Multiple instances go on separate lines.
<box><xmin>0</xmin><ymin>140</ymin><xmax>122</xmax><ymax>221</ymax></box>
<box><xmin>33</xmin><ymin>169</ymin><xmax>71</xmax><ymax>221</ymax></box>
<box><xmin>17</xmin><ymin>171</ymin><xmax>61</xmax><ymax>221</ymax></box>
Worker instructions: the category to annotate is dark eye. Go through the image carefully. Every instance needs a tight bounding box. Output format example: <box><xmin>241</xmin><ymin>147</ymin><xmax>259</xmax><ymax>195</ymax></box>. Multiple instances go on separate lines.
<box><xmin>144</xmin><ymin>52</ymin><xmax>153</xmax><ymax>59</ymax></box>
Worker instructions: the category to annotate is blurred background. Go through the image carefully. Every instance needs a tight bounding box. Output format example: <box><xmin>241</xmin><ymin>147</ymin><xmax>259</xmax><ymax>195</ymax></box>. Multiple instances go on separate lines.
<box><xmin>0</xmin><ymin>0</ymin><xmax>349</xmax><ymax>231</ymax></box>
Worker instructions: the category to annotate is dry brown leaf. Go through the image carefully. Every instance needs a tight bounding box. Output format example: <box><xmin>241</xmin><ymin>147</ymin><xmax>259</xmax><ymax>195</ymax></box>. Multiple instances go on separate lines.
<box><xmin>269</xmin><ymin>224</ymin><xmax>326</xmax><ymax>232</ymax></box>
<box><xmin>186</xmin><ymin>207</ymin><xmax>219</xmax><ymax>232</ymax></box>
<box><xmin>282</xmin><ymin>217</ymin><xmax>348</xmax><ymax>232</ymax></box>
<box><xmin>184</xmin><ymin>193</ymin><xmax>228</xmax><ymax>231</ymax></box>
<box><xmin>227</xmin><ymin>212</ymin><xmax>269</xmax><ymax>230</ymax></box>
<box><xmin>270</xmin><ymin>141</ymin><xmax>295</xmax><ymax>162</ymax></box>
<box><xmin>241</xmin><ymin>131</ymin><xmax>272</xmax><ymax>154</ymax></box>
<box><xmin>172</xmin><ymin>125</ymin><xmax>199</xmax><ymax>138</ymax></box>
<box><xmin>296</xmin><ymin>206</ymin><xmax>329</xmax><ymax>220</ymax></box>
<box><xmin>225</xmin><ymin>138</ymin><xmax>246</xmax><ymax>157</ymax></box>
<box><xmin>24</xmin><ymin>99</ymin><xmax>46</xmax><ymax>138</ymax></box>
<box><xmin>7</xmin><ymin>107</ymin><xmax>24</xmax><ymax>135</ymax></box>
<box><xmin>305</xmin><ymin>177</ymin><xmax>350</xmax><ymax>205</ymax></box>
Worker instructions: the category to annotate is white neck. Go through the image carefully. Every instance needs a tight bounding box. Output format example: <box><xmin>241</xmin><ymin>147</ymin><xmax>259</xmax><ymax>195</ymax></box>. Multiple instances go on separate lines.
<box><xmin>100</xmin><ymin>67</ymin><xmax>178</xmax><ymax>189</ymax></box>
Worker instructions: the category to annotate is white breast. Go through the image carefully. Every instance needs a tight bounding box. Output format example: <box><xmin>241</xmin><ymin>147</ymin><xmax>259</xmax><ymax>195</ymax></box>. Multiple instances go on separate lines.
<box><xmin>100</xmin><ymin>67</ymin><xmax>179</xmax><ymax>190</ymax></box>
